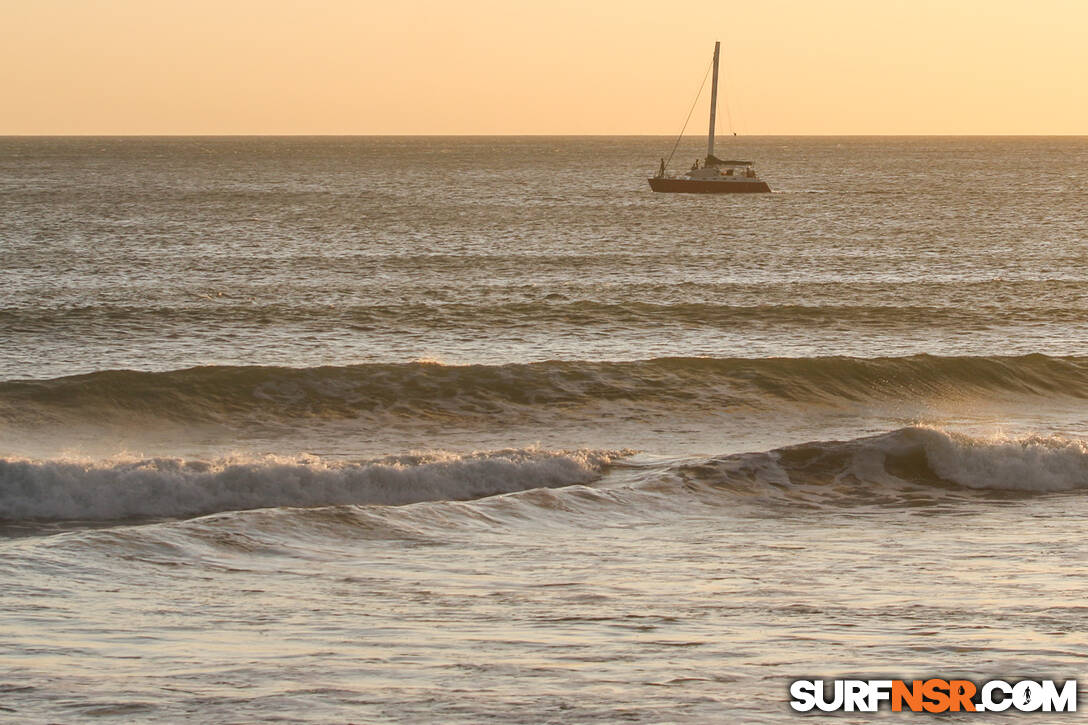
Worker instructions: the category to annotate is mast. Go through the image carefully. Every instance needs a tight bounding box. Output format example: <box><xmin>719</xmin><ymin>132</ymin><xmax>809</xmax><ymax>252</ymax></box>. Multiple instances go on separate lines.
<box><xmin>707</xmin><ymin>41</ymin><xmax>720</xmax><ymax>162</ymax></box>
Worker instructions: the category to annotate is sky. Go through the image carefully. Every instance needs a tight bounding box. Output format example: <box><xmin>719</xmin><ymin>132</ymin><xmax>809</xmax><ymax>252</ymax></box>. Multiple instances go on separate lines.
<box><xmin>1</xmin><ymin>0</ymin><xmax>1085</xmax><ymax>135</ymax></box>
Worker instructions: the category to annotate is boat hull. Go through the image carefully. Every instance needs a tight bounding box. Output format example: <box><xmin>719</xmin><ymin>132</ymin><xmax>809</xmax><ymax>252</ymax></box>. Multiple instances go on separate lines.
<box><xmin>648</xmin><ymin>178</ymin><xmax>771</xmax><ymax>194</ymax></box>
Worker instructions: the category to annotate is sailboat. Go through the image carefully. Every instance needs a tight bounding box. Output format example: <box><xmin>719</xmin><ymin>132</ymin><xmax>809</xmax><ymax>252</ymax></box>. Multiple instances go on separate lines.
<box><xmin>649</xmin><ymin>41</ymin><xmax>771</xmax><ymax>193</ymax></box>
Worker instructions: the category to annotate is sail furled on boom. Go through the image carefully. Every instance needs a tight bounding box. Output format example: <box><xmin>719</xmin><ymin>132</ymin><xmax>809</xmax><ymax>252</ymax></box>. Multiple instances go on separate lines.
<box><xmin>705</xmin><ymin>155</ymin><xmax>752</xmax><ymax>167</ymax></box>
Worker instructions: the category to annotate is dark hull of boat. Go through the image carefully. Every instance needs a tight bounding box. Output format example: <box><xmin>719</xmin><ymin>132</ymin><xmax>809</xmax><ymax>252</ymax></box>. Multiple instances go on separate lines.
<box><xmin>648</xmin><ymin>178</ymin><xmax>771</xmax><ymax>194</ymax></box>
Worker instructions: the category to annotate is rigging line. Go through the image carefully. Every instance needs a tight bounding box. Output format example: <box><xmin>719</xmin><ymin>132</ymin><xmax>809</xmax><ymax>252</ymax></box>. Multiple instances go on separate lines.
<box><xmin>664</xmin><ymin>59</ymin><xmax>713</xmax><ymax>171</ymax></box>
<box><xmin>721</xmin><ymin>59</ymin><xmax>739</xmax><ymax>136</ymax></box>
<box><xmin>721</xmin><ymin>71</ymin><xmax>735</xmax><ymax>136</ymax></box>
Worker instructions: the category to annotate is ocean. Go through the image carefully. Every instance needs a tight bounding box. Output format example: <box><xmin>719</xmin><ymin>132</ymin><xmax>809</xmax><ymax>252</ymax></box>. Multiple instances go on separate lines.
<box><xmin>2</xmin><ymin>135</ymin><xmax>1087</xmax><ymax>722</ymax></box>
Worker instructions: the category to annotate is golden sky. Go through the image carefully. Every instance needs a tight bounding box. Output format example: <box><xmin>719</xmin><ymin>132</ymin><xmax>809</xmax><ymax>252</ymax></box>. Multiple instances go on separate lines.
<box><xmin>2</xmin><ymin>0</ymin><xmax>1085</xmax><ymax>134</ymax></box>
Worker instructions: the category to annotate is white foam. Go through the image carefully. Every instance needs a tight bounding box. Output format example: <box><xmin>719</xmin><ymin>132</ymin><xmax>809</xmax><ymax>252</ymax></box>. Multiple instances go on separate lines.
<box><xmin>907</xmin><ymin>427</ymin><xmax>1088</xmax><ymax>492</ymax></box>
<box><xmin>0</xmin><ymin>448</ymin><xmax>623</xmax><ymax>521</ymax></box>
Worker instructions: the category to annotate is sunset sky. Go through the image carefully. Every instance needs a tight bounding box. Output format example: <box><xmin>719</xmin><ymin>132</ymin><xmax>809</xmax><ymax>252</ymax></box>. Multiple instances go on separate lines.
<box><xmin>2</xmin><ymin>0</ymin><xmax>1085</xmax><ymax>135</ymax></box>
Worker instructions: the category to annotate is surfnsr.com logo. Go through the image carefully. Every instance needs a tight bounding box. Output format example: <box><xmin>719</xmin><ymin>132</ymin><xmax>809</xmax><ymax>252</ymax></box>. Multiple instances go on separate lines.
<box><xmin>789</xmin><ymin>679</ymin><xmax>1077</xmax><ymax>713</ymax></box>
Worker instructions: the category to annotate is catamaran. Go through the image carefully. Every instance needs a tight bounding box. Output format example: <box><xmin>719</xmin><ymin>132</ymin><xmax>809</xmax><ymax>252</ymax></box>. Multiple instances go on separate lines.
<box><xmin>649</xmin><ymin>41</ymin><xmax>771</xmax><ymax>194</ymax></box>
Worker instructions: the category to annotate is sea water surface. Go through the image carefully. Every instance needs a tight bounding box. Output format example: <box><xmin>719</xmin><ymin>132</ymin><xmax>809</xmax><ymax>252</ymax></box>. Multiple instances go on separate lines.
<box><xmin>2</xmin><ymin>136</ymin><xmax>1088</xmax><ymax>722</ymax></box>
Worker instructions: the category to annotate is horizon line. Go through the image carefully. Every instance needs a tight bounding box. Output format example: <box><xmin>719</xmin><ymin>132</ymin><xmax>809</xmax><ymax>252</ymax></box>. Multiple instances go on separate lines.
<box><xmin>2</xmin><ymin>132</ymin><xmax>1085</xmax><ymax>138</ymax></box>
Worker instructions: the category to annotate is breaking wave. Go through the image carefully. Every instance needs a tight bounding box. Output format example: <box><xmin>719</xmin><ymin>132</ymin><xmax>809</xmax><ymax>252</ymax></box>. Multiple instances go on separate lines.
<box><xmin>3</xmin><ymin>428</ymin><xmax>1087</xmax><ymax>527</ymax></box>
<box><xmin>2</xmin><ymin>354</ymin><xmax>1086</xmax><ymax>428</ymax></box>
<box><xmin>674</xmin><ymin>427</ymin><xmax>1088</xmax><ymax>507</ymax></box>
<box><xmin>0</xmin><ymin>448</ymin><xmax>624</xmax><ymax>522</ymax></box>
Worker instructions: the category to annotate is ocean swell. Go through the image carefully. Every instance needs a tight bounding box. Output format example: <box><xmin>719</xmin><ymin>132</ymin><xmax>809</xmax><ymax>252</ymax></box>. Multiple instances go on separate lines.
<box><xmin>6</xmin><ymin>300</ymin><xmax>1085</xmax><ymax>332</ymax></box>
<box><xmin>1</xmin><ymin>354</ymin><xmax>1086</xmax><ymax>429</ymax></box>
